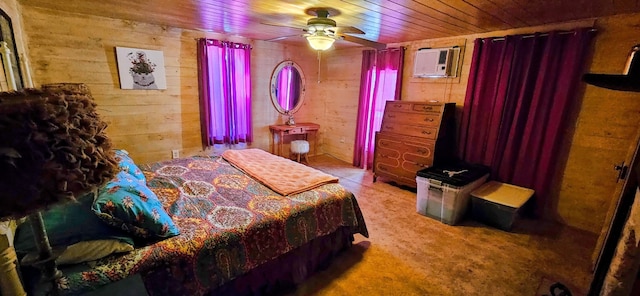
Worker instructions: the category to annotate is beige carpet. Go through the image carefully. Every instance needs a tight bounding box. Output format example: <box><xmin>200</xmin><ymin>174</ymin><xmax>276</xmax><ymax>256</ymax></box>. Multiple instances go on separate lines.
<box><xmin>290</xmin><ymin>154</ymin><xmax>596</xmax><ymax>296</ymax></box>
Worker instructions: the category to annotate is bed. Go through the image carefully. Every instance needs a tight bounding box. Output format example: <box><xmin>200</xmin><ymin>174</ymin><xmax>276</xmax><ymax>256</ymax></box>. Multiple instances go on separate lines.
<box><xmin>13</xmin><ymin>148</ymin><xmax>368</xmax><ymax>295</ymax></box>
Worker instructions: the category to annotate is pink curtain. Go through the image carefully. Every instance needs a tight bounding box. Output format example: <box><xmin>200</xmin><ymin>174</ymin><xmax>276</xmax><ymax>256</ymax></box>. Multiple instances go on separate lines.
<box><xmin>197</xmin><ymin>39</ymin><xmax>252</xmax><ymax>148</ymax></box>
<box><xmin>458</xmin><ymin>28</ymin><xmax>595</xmax><ymax>215</ymax></box>
<box><xmin>353</xmin><ymin>48</ymin><xmax>404</xmax><ymax>169</ymax></box>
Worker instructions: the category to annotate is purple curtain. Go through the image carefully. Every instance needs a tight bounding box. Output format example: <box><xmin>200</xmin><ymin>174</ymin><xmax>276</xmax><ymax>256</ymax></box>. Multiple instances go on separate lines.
<box><xmin>353</xmin><ymin>48</ymin><xmax>404</xmax><ymax>169</ymax></box>
<box><xmin>458</xmin><ymin>28</ymin><xmax>595</xmax><ymax>215</ymax></box>
<box><xmin>197</xmin><ymin>39</ymin><xmax>252</xmax><ymax>148</ymax></box>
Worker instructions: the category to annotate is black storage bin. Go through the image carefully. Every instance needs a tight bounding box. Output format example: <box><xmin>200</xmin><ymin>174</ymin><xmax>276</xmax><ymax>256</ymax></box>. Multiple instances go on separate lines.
<box><xmin>470</xmin><ymin>181</ymin><xmax>535</xmax><ymax>231</ymax></box>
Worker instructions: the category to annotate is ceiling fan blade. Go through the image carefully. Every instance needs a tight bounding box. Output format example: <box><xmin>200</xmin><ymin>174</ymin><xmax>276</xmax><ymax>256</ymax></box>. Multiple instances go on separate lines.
<box><xmin>340</xmin><ymin>35</ymin><xmax>386</xmax><ymax>50</ymax></box>
<box><xmin>264</xmin><ymin>34</ymin><xmax>301</xmax><ymax>42</ymax></box>
<box><xmin>329</xmin><ymin>26</ymin><xmax>365</xmax><ymax>35</ymax></box>
<box><xmin>261</xmin><ymin>21</ymin><xmax>306</xmax><ymax>31</ymax></box>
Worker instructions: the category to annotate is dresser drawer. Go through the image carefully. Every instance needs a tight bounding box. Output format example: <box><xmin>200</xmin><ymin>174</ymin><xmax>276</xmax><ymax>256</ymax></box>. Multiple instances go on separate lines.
<box><xmin>385</xmin><ymin>101</ymin><xmax>411</xmax><ymax>112</ymax></box>
<box><xmin>376</xmin><ymin>132</ymin><xmax>433</xmax><ymax>150</ymax></box>
<box><xmin>376</xmin><ymin>162</ymin><xmax>420</xmax><ymax>187</ymax></box>
<box><xmin>376</xmin><ymin>135</ymin><xmax>401</xmax><ymax>150</ymax></box>
<box><xmin>412</xmin><ymin>103</ymin><xmax>443</xmax><ymax>113</ymax></box>
<box><xmin>286</xmin><ymin>127</ymin><xmax>305</xmax><ymax>134</ymax></box>
<box><xmin>375</xmin><ymin>162</ymin><xmax>404</xmax><ymax>178</ymax></box>
<box><xmin>374</xmin><ymin>148</ymin><xmax>400</xmax><ymax>168</ymax></box>
<box><xmin>375</xmin><ymin>133</ymin><xmax>434</xmax><ymax>166</ymax></box>
<box><xmin>403</xmin><ymin>140</ymin><xmax>434</xmax><ymax>158</ymax></box>
<box><xmin>383</xmin><ymin>111</ymin><xmax>441</xmax><ymax>127</ymax></box>
<box><xmin>381</xmin><ymin>122</ymin><xmax>438</xmax><ymax>139</ymax></box>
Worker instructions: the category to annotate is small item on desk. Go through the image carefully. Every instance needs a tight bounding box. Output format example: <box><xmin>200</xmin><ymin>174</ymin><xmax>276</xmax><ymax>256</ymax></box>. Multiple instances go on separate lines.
<box><xmin>286</xmin><ymin>114</ymin><xmax>295</xmax><ymax>125</ymax></box>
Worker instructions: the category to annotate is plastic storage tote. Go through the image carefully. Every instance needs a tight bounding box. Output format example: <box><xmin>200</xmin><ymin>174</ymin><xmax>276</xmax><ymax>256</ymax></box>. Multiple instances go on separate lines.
<box><xmin>416</xmin><ymin>164</ymin><xmax>490</xmax><ymax>225</ymax></box>
<box><xmin>470</xmin><ymin>181</ymin><xmax>535</xmax><ymax>231</ymax></box>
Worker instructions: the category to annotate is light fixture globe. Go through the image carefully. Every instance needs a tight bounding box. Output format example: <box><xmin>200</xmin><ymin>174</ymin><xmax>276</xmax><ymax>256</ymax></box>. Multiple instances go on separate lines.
<box><xmin>306</xmin><ymin>35</ymin><xmax>335</xmax><ymax>51</ymax></box>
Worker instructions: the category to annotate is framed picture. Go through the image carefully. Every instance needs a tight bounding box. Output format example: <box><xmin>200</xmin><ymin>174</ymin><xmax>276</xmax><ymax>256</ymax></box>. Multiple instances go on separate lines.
<box><xmin>115</xmin><ymin>47</ymin><xmax>167</xmax><ymax>90</ymax></box>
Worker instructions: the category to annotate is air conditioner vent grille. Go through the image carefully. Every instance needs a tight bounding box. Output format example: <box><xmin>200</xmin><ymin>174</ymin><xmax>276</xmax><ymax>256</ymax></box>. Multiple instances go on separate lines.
<box><xmin>413</xmin><ymin>47</ymin><xmax>460</xmax><ymax>78</ymax></box>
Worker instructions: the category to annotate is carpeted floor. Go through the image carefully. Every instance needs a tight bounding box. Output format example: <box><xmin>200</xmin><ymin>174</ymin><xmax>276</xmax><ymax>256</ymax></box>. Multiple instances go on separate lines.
<box><xmin>290</xmin><ymin>154</ymin><xmax>597</xmax><ymax>296</ymax></box>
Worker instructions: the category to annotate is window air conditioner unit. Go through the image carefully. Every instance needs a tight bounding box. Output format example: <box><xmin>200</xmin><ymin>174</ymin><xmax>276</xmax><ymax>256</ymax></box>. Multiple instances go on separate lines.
<box><xmin>413</xmin><ymin>47</ymin><xmax>460</xmax><ymax>78</ymax></box>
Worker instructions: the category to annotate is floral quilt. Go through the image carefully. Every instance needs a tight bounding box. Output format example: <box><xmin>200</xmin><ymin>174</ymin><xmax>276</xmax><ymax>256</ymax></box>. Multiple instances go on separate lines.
<box><xmin>57</xmin><ymin>155</ymin><xmax>368</xmax><ymax>295</ymax></box>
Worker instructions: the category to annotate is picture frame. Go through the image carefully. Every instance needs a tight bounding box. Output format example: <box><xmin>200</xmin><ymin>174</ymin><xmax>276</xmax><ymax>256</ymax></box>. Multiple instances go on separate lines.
<box><xmin>115</xmin><ymin>47</ymin><xmax>167</xmax><ymax>90</ymax></box>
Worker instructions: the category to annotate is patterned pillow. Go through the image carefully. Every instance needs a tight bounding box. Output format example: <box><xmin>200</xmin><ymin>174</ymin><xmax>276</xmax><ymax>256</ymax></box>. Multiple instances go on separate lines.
<box><xmin>14</xmin><ymin>196</ymin><xmax>134</xmax><ymax>254</ymax></box>
<box><xmin>92</xmin><ymin>171</ymin><xmax>179</xmax><ymax>241</ymax></box>
<box><xmin>114</xmin><ymin>149</ymin><xmax>146</xmax><ymax>182</ymax></box>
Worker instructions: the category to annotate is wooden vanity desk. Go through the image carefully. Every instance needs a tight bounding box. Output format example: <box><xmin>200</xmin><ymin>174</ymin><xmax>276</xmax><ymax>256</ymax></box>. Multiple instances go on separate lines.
<box><xmin>269</xmin><ymin>122</ymin><xmax>319</xmax><ymax>157</ymax></box>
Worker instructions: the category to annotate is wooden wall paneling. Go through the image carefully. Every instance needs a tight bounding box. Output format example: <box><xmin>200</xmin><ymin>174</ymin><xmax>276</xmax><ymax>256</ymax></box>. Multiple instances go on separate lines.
<box><xmin>317</xmin><ymin>47</ymin><xmax>362</xmax><ymax>162</ymax></box>
<box><xmin>558</xmin><ymin>13</ymin><xmax>640</xmax><ymax>233</ymax></box>
<box><xmin>176</xmin><ymin>30</ymin><xmax>200</xmax><ymax>158</ymax></box>
<box><xmin>21</xmin><ymin>6</ymin><xmax>192</xmax><ymax>164</ymax></box>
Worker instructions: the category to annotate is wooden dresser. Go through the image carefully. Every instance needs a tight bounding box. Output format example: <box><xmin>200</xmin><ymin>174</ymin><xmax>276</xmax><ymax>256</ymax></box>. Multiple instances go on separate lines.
<box><xmin>373</xmin><ymin>101</ymin><xmax>456</xmax><ymax>187</ymax></box>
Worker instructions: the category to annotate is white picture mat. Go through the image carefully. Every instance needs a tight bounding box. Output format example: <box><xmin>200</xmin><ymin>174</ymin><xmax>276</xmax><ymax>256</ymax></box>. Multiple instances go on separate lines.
<box><xmin>115</xmin><ymin>47</ymin><xmax>167</xmax><ymax>90</ymax></box>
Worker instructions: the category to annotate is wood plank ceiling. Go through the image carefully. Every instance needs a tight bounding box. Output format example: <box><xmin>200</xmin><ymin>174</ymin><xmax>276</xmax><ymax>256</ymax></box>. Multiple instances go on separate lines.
<box><xmin>18</xmin><ymin>0</ymin><xmax>640</xmax><ymax>48</ymax></box>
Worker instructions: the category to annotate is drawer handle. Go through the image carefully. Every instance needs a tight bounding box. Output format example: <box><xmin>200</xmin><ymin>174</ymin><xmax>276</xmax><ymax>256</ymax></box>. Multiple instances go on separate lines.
<box><xmin>417</xmin><ymin>148</ymin><xmax>427</xmax><ymax>154</ymax></box>
<box><xmin>394</xmin><ymin>104</ymin><xmax>403</xmax><ymax>108</ymax></box>
<box><xmin>407</xmin><ymin>160</ymin><xmax>427</xmax><ymax>167</ymax></box>
<box><xmin>421</xmin><ymin>130</ymin><xmax>431</xmax><ymax>135</ymax></box>
<box><xmin>388</xmin><ymin>114</ymin><xmax>396</xmax><ymax>118</ymax></box>
<box><xmin>424</xmin><ymin>118</ymin><xmax>434</xmax><ymax>122</ymax></box>
<box><xmin>386</xmin><ymin>126</ymin><xmax>394</xmax><ymax>130</ymax></box>
<box><xmin>422</xmin><ymin>106</ymin><xmax>433</xmax><ymax>110</ymax></box>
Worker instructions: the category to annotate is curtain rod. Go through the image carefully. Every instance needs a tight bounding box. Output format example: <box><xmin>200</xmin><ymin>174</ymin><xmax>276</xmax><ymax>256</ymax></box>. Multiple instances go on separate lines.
<box><xmin>487</xmin><ymin>28</ymin><xmax>597</xmax><ymax>42</ymax></box>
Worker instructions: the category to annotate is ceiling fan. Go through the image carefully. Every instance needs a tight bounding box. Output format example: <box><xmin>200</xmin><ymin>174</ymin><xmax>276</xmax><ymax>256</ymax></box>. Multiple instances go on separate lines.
<box><xmin>264</xmin><ymin>7</ymin><xmax>386</xmax><ymax>51</ymax></box>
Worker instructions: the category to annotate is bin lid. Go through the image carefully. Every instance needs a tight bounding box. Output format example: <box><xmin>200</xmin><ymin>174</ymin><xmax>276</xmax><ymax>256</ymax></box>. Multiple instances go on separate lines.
<box><xmin>470</xmin><ymin>181</ymin><xmax>534</xmax><ymax>208</ymax></box>
<box><xmin>416</xmin><ymin>163</ymin><xmax>490</xmax><ymax>187</ymax></box>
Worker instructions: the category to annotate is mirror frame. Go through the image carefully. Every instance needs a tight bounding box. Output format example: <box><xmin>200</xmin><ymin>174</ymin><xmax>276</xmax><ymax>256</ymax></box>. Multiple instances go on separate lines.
<box><xmin>269</xmin><ymin>60</ymin><xmax>306</xmax><ymax>116</ymax></box>
<box><xmin>0</xmin><ymin>10</ymin><xmax>24</xmax><ymax>91</ymax></box>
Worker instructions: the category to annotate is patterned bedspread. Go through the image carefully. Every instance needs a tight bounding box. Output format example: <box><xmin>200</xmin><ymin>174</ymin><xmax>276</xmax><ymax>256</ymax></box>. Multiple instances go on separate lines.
<box><xmin>57</xmin><ymin>155</ymin><xmax>368</xmax><ymax>295</ymax></box>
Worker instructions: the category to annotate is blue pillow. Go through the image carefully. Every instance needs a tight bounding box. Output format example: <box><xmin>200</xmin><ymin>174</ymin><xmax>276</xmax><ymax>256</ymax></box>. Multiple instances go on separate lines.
<box><xmin>14</xmin><ymin>195</ymin><xmax>134</xmax><ymax>254</ymax></box>
<box><xmin>92</xmin><ymin>171</ymin><xmax>179</xmax><ymax>240</ymax></box>
<box><xmin>114</xmin><ymin>149</ymin><xmax>146</xmax><ymax>182</ymax></box>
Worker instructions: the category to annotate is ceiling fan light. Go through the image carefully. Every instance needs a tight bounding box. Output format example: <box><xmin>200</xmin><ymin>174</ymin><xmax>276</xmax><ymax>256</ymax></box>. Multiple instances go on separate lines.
<box><xmin>306</xmin><ymin>35</ymin><xmax>335</xmax><ymax>51</ymax></box>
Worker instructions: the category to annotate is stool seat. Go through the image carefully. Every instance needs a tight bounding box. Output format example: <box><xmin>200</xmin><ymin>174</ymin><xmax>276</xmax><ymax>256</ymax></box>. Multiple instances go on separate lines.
<box><xmin>290</xmin><ymin>140</ymin><xmax>310</xmax><ymax>163</ymax></box>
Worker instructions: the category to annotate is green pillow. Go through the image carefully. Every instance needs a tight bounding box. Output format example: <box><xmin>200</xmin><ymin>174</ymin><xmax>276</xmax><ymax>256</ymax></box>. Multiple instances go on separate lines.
<box><xmin>92</xmin><ymin>171</ymin><xmax>179</xmax><ymax>241</ymax></box>
<box><xmin>14</xmin><ymin>196</ymin><xmax>134</xmax><ymax>254</ymax></box>
<box><xmin>56</xmin><ymin>239</ymin><xmax>134</xmax><ymax>265</ymax></box>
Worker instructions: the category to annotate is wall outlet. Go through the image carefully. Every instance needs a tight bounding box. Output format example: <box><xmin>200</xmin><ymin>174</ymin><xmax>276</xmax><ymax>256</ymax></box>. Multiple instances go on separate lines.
<box><xmin>340</xmin><ymin>137</ymin><xmax>345</xmax><ymax>143</ymax></box>
<box><xmin>171</xmin><ymin>149</ymin><xmax>180</xmax><ymax>159</ymax></box>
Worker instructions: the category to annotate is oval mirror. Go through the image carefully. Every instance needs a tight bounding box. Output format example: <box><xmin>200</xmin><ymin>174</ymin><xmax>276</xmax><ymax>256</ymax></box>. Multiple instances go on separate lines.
<box><xmin>270</xmin><ymin>60</ymin><xmax>305</xmax><ymax>118</ymax></box>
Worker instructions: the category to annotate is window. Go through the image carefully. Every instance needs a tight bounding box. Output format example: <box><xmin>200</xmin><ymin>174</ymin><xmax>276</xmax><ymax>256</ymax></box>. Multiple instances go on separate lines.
<box><xmin>197</xmin><ymin>39</ymin><xmax>252</xmax><ymax>147</ymax></box>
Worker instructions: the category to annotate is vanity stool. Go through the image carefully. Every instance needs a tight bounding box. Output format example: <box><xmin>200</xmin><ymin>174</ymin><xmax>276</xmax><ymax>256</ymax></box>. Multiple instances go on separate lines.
<box><xmin>290</xmin><ymin>140</ymin><xmax>310</xmax><ymax>163</ymax></box>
